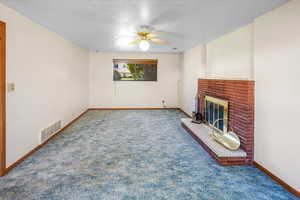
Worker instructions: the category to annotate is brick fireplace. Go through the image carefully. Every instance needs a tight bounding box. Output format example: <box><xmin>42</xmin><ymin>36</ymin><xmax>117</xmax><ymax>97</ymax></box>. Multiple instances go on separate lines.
<box><xmin>198</xmin><ymin>79</ymin><xmax>254</xmax><ymax>165</ymax></box>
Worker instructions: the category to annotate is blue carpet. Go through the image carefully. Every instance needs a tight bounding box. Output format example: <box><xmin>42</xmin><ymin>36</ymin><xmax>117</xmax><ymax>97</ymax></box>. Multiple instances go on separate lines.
<box><xmin>0</xmin><ymin>110</ymin><xmax>297</xmax><ymax>200</ymax></box>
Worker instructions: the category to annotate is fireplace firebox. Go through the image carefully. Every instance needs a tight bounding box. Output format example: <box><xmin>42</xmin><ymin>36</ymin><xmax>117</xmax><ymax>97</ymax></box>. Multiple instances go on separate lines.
<box><xmin>204</xmin><ymin>96</ymin><xmax>228</xmax><ymax>133</ymax></box>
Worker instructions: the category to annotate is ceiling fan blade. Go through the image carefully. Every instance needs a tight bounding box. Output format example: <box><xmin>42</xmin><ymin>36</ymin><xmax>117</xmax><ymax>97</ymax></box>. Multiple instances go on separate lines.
<box><xmin>151</xmin><ymin>31</ymin><xmax>166</xmax><ymax>35</ymax></box>
<box><xmin>152</xmin><ymin>30</ymin><xmax>184</xmax><ymax>38</ymax></box>
<box><xmin>150</xmin><ymin>38</ymin><xmax>170</xmax><ymax>44</ymax></box>
<box><xmin>128</xmin><ymin>39</ymin><xmax>141</xmax><ymax>46</ymax></box>
<box><xmin>147</xmin><ymin>33</ymin><xmax>158</xmax><ymax>38</ymax></box>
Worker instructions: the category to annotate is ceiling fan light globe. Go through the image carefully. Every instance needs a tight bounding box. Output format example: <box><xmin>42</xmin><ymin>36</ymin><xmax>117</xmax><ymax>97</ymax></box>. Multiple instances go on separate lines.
<box><xmin>139</xmin><ymin>40</ymin><xmax>150</xmax><ymax>51</ymax></box>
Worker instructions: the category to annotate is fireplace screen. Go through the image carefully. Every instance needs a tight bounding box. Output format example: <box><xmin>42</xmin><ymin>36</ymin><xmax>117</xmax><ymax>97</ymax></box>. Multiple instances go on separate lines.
<box><xmin>204</xmin><ymin>96</ymin><xmax>228</xmax><ymax>133</ymax></box>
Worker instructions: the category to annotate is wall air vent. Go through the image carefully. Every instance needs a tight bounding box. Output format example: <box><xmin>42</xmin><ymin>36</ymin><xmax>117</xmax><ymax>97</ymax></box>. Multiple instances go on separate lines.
<box><xmin>40</xmin><ymin>121</ymin><xmax>61</xmax><ymax>144</ymax></box>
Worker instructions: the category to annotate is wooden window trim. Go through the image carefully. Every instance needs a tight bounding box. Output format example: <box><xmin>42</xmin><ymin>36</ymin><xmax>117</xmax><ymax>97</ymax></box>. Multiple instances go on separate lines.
<box><xmin>0</xmin><ymin>21</ymin><xmax>6</xmax><ymax>176</ymax></box>
<box><xmin>113</xmin><ymin>59</ymin><xmax>158</xmax><ymax>65</ymax></box>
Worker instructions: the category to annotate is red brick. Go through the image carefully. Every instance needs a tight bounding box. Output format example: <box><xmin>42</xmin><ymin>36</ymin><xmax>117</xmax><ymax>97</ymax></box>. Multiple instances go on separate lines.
<box><xmin>197</xmin><ymin>79</ymin><xmax>255</xmax><ymax>165</ymax></box>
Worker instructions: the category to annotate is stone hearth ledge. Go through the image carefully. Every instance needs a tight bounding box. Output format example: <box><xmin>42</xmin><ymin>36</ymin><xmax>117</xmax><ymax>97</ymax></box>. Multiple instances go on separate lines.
<box><xmin>181</xmin><ymin>118</ymin><xmax>246</xmax><ymax>158</ymax></box>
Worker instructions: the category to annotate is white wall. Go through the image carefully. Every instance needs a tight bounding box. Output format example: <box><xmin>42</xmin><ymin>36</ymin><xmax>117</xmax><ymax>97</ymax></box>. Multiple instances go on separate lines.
<box><xmin>89</xmin><ymin>52</ymin><xmax>181</xmax><ymax>108</ymax></box>
<box><xmin>180</xmin><ymin>0</ymin><xmax>300</xmax><ymax>191</ymax></box>
<box><xmin>206</xmin><ymin>24</ymin><xmax>254</xmax><ymax>79</ymax></box>
<box><xmin>179</xmin><ymin>44</ymin><xmax>206</xmax><ymax>115</ymax></box>
<box><xmin>254</xmin><ymin>0</ymin><xmax>300</xmax><ymax>191</ymax></box>
<box><xmin>179</xmin><ymin>24</ymin><xmax>254</xmax><ymax>115</ymax></box>
<box><xmin>0</xmin><ymin>3</ymin><xmax>89</xmax><ymax>167</ymax></box>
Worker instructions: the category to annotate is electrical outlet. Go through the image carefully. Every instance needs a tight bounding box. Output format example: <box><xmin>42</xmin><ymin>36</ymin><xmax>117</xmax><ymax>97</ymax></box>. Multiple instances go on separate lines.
<box><xmin>7</xmin><ymin>83</ymin><xmax>15</xmax><ymax>92</ymax></box>
<box><xmin>162</xmin><ymin>100</ymin><xmax>166</xmax><ymax>108</ymax></box>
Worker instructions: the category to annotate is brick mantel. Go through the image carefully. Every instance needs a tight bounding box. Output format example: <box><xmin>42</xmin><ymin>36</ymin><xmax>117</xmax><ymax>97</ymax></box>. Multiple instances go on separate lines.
<box><xmin>198</xmin><ymin>79</ymin><xmax>255</xmax><ymax>165</ymax></box>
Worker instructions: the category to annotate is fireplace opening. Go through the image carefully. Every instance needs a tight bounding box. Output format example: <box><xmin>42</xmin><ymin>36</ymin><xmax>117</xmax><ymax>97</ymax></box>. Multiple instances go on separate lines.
<box><xmin>204</xmin><ymin>96</ymin><xmax>228</xmax><ymax>133</ymax></box>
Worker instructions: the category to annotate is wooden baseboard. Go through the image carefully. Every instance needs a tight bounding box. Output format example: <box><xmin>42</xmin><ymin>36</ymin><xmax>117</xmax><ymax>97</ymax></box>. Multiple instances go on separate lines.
<box><xmin>178</xmin><ymin>108</ymin><xmax>192</xmax><ymax>118</ymax></box>
<box><xmin>4</xmin><ymin>109</ymin><xmax>89</xmax><ymax>175</ymax></box>
<box><xmin>253</xmin><ymin>161</ymin><xmax>300</xmax><ymax>198</ymax></box>
<box><xmin>88</xmin><ymin>107</ymin><xmax>178</xmax><ymax>110</ymax></box>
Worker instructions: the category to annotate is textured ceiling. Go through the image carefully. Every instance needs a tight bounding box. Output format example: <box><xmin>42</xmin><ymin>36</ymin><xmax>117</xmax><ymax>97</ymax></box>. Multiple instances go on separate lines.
<box><xmin>0</xmin><ymin>0</ymin><xmax>288</xmax><ymax>52</ymax></box>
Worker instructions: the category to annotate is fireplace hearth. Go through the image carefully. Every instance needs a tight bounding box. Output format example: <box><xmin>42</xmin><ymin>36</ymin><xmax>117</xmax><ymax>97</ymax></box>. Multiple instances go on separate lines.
<box><xmin>182</xmin><ymin>78</ymin><xmax>254</xmax><ymax>166</ymax></box>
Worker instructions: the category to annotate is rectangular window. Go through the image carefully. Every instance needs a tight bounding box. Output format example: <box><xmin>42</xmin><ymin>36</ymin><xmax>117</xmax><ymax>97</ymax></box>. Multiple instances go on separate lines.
<box><xmin>113</xmin><ymin>59</ymin><xmax>158</xmax><ymax>81</ymax></box>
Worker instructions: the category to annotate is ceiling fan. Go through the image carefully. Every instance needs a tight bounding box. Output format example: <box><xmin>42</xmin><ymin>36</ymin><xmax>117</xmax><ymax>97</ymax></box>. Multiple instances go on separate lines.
<box><xmin>127</xmin><ymin>25</ymin><xmax>170</xmax><ymax>51</ymax></box>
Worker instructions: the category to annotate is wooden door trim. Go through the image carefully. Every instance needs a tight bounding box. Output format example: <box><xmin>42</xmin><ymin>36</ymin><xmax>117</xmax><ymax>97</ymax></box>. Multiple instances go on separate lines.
<box><xmin>0</xmin><ymin>21</ymin><xmax>6</xmax><ymax>176</ymax></box>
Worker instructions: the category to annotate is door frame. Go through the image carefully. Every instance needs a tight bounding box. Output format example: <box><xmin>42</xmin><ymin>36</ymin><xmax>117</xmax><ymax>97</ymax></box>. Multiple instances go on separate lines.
<box><xmin>0</xmin><ymin>21</ymin><xmax>6</xmax><ymax>176</ymax></box>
